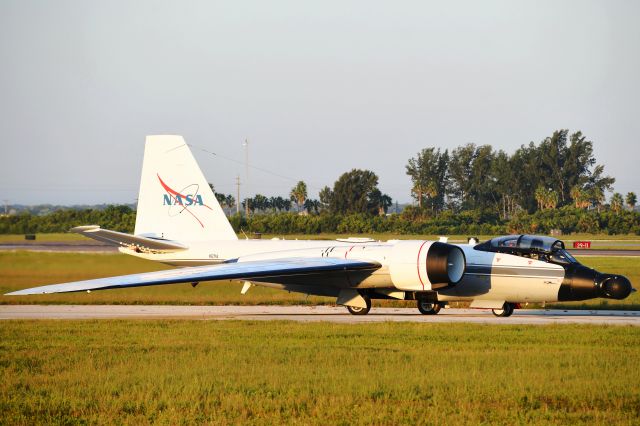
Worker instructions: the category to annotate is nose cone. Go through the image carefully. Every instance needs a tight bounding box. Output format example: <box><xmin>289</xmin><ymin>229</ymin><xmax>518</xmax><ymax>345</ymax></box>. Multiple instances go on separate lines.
<box><xmin>558</xmin><ymin>264</ymin><xmax>600</xmax><ymax>301</ymax></box>
<box><xmin>600</xmin><ymin>275</ymin><xmax>633</xmax><ymax>300</ymax></box>
<box><xmin>559</xmin><ymin>264</ymin><xmax>634</xmax><ymax>301</ymax></box>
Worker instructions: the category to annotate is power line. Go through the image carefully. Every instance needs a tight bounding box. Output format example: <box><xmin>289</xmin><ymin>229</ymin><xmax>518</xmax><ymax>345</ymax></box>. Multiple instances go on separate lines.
<box><xmin>187</xmin><ymin>143</ymin><xmax>323</xmax><ymax>191</ymax></box>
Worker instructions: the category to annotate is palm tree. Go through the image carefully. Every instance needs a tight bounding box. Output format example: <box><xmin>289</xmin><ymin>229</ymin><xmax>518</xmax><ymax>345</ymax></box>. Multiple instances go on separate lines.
<box><xmin>626</xmin><ymin>192</ymin><xmax>637</xmax><ymax>210</ymax></box>
<box><xmin>225</xmin><ymin>195</ymin><xmax>235</xmax><ymax>212</ymax></box>
<box><xmin>545</xmin><ymin>190</ymin><xmax>559</xmax><ymax>210</ymax></box>
<box><xmin>535</xmin><ymin>186</ymin><xmax>546</xmax><ymax>210</ymax></box>
<box><xmin>369</xmin><ymin>189</ymin><xmax>393</xmax><ymax>216</ymax></box>
<box><xmin>570</xmin><ymin>185</ymin><xmax>589</xmax><ymax>209</ymax></box>
<box><xmin>290</xmin><ymin>181</ymin><xmax>308</xmax><ymax>212</ymax></box>
<box><xmin>379</xmin><ymin>194</ymin><xmax>393</xmax><ymax>215</ymax></box>
<box><xmin>215</xmin><ymin>193</ymin><xmax>226</xmax><ymax>209</ymax></box>
<box><xmin>590</xmin><ymin>187</ymin><xmax>606</xmax><ymax>212</ymax></box>
<box><xmin>273</xmin><ymin>196</ymin><xmax>287</xmax><ymax>212</ymax></box>
<box><xmin>304</xmin><ymin>199</ymin><xmax>321</xmax><ymax>214</ymax></box>
<box><xmin>611</xmin><ymin>193</ymin><xmax>624</xmax><ymax>214</ymax></box>
<box><xmin>252</xmin><ymin>194</ymin><xmax>268</xmax><ymax>212</ymax></box>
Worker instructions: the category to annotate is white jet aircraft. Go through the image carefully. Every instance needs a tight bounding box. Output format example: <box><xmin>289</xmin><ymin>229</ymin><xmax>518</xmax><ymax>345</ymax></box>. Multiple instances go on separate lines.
<box><xmin>6</xmin><ymin>136</ymin><xmax>634</xmax><ymax>316</ymax></box>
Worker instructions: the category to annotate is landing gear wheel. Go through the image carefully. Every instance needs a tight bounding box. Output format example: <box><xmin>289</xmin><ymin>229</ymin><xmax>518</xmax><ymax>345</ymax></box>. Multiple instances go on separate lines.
<box><xmin>417</xmin><ymin>300</ymin><xmax>442</xmax><ymax>315</ymax></box>
<box><xmin>492</xmin><ymin>303</ymin><xmax>515</xmax><ymax>317</ymax></box>
<box><xmin>346</xmin><ymin>297</ymin><xmax>372</xmax><ymax>315</ymax></box>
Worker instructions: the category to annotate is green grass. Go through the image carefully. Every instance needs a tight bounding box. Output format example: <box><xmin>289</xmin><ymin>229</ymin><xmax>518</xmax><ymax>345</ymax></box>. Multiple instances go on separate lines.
<box><xmin>0</xmin><ymin>233</ymin><xmax>87</xmax><ymax>242</ymax></box>
<box><xmin>1</xmin><ymin>252</ymin><xmax>638</xmax><ymax>308</ymax></box>
<box><xmin>1</xmin><ymin>321</ymin><xmax>639</xmax><ymax>424</ymax></box>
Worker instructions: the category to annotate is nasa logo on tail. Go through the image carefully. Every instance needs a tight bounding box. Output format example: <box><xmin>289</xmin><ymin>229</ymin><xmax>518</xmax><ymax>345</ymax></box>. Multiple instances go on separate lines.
<box><xmin>157</xmin><ymin>174</ymin><xmax>212</xmax><ymax>228</ymax></box>
<box><xmin>162</xmin><ymin>193</ymin><xmax>204</xmax><ymax>206</ymax></box>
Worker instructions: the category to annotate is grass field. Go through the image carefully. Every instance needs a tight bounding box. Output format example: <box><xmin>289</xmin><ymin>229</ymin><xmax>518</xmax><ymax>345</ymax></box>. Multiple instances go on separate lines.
<box><xmin>0</xmin><ymin>233</ymin><xmax>87</xmax><ymax>242</ymax></box>
<box><xmin>1</xmin><ymin>252</ymin><xmax>638</xmax><ymax>309</ymax></box>
<box><xmin>1</xmin><ymin>321</ymin><xmax>639</xmax><ymax>424</ymax></box>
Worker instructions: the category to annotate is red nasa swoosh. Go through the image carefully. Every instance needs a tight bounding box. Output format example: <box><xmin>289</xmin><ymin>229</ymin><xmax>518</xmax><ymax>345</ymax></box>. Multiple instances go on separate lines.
<box><xmin>157</xmin><ymin>174</ymin><xmax>212</xmax><ymax>228</ymax></box>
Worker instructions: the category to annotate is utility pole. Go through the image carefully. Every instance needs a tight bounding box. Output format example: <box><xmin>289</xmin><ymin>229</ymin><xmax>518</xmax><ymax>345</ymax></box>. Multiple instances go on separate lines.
<box><xmin>235</xmin><ymin>175</ymin><xmax>241</xmax><ymax>215</ymax></box>
<box><xmin>243</xmin><ymin>139</ymin><xmax>249</xmax><ymax>216</ymax></box>
<box><xmin>2</xmin><ymin>199</ymin><xmax>7</xmax><ymax>215</ymax></box>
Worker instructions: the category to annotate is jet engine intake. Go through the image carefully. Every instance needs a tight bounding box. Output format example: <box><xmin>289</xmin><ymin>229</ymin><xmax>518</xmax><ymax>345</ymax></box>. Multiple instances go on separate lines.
<box><xmin>426</xmin><ymin>242</ymin><xmax>466</xmax><ymax>286</ymax></box>
<box><xmin>389</xmin><ymin>240</ymin><xmax>466</xmax><ymax>291</ymax></box>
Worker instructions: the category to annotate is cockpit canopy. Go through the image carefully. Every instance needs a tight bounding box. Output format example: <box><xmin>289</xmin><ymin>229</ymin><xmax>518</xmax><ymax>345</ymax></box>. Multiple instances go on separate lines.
<box><xmin>476</xmin><ymin>235</ymin><xmax>564</xmax><ymax>254</ymax></box>
<box><xmin>474</xmin><ymin>234</ymin><xmax>578</xmax><ymax>265</ymax></box>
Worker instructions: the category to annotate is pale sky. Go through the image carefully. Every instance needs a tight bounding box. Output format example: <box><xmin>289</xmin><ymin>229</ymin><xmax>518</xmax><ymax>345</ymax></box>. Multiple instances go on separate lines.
<box><xmin>1</xmin><ymin>0</ymin><xmax>638</xmax><ymax>205</ymax></box>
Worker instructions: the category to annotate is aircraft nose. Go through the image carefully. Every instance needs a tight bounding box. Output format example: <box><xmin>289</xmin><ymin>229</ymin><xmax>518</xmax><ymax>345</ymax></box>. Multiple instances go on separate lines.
<box><xmin>599</xmin><ymin>275</ymin><xmax>633</xmax><ymax>300</ymax></box>
<box><xmin>559</xmin><ymin>265</ymin><xmax>633</xmax><ymax>301</ymax></box>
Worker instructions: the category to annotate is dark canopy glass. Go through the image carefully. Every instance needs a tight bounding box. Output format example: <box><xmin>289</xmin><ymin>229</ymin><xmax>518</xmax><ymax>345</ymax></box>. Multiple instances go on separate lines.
<box><xmin>475</xmin><ymin>235</ymin><xmax>565</xmax><ymax>254</ymax></box>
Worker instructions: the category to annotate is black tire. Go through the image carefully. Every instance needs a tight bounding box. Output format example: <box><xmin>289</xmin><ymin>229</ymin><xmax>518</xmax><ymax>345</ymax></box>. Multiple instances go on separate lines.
<box><xmin>417</xmin><ymin>300</ymin><xmax>442</xmax><ymax>315</ymax></box>
<box><xmin>346</xmin><ymin>297</ymin><xmax>372</xmax><ymax>315</ymax></box>
<box><xmin>492</xmin><ymin>303</ymin><xmax>515</xmax><ymax>317</ymax></box>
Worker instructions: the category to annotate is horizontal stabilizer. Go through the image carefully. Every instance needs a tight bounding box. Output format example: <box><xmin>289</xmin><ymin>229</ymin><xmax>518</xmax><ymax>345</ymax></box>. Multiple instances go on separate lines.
<box><xmin>71</xmin><ymin>225</ymin><xmax>187</xmax><ymax>253</ymax></box>
<box><xmin>5</xmin><ymin>258</ymin><xmax>380</xmax><ymax>295</ymax></box>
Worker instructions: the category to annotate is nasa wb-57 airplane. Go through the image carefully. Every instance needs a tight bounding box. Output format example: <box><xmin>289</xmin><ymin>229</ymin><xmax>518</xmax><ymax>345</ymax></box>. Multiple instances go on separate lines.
<box><xmin>6</xmin><ymin>136</ymin><xmax>634</xmax><ymax>316</ymax></box>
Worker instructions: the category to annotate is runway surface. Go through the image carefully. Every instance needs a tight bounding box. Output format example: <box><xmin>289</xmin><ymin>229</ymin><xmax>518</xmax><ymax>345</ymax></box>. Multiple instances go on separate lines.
<box><xmin>1</xmin><ymin>305</ymin><xmax>639</xmax><ymax>325</ymax></box>
<box><xmin>1</xmin><ymin>242</ymin><xmax>638</xmax><ymax>256</ymax></box>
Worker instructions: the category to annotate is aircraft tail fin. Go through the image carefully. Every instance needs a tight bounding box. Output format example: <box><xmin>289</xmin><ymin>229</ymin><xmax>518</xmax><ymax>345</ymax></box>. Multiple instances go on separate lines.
<box><xmin>134</xmin><ymin>135</ymin><xmax>237</xmax><ymax>242</ymax></box>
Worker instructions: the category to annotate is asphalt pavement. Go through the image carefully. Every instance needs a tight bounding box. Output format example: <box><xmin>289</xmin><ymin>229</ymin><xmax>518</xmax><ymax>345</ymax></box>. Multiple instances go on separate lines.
<box><xmin>1</xmin><ymin>305</ymin><xmax>638</xmax><ymax>325</ymax></box>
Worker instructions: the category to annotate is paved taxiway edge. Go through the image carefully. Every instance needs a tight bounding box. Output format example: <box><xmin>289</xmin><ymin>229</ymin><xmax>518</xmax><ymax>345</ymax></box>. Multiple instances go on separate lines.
<box><xmin>1</xmin><ymin>305</ymin><xmax>639</xmax><ymax>325</ymax></box>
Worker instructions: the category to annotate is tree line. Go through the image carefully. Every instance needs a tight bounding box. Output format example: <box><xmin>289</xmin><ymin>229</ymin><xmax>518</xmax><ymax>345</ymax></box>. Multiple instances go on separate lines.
<box><xmin>405</xmin><ymin>129</ymin><xmax>630</xmax><ymax>218</ymax></box>
<box><xmin>2</xmin><ymin>204</ymin><xmax>639</xmax><ymax>236</ymax></box>
<box><xmin>217</xmin><ymin>130</ymin><xmax>635</xmax><ymax>220</ymax></box>
<box><xmin>1</xmin><ymin>129</ymin><xmax>638</xmax><ymax>235</ymax></box>
<box><xmin>215</xmin><ymin>171</ymin><xmax>394</xmax><ymax>217</ymax></box>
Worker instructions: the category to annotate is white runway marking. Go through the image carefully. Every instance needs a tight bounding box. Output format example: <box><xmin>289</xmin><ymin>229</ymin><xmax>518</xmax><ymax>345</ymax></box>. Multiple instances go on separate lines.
<box><xmin>1</xmin><ymin>305</ymin><xmax>639</xmax><ymax>325</ymax></box>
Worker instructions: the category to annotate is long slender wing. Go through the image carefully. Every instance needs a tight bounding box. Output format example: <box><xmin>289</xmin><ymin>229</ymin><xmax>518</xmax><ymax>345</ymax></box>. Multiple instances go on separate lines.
<box><xmin>71</xmin><ymin>226</ymin><xmax>187</xmax><ymax>253</ymax></box>
<box><xmin>5</xmin><ymin>258</ymin><xmax>380</xmax><ymax>295</ymax></box>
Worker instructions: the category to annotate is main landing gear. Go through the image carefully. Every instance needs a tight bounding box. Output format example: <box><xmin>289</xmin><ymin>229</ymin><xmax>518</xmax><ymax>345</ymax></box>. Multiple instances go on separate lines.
<box><xmin>492</xmin><ymin>302</ymin><xmax>515</xmax><ymax>317</ymax></box>
<box><xmin>346</xmin><ymin>296</ymin><xmax>372</xmax><ymax>315</ymax></box>
<box><xmin>417</xmin><ymin>300</ymin><xmax>442</xmax><ymax>315</ymax></box>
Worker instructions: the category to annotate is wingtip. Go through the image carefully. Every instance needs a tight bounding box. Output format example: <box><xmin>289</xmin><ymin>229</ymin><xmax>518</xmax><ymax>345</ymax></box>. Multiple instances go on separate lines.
<box><xmin>70</xmin><ymin>225</ymin><xmax>100</xmax><ymax>233</ymax></box>
<box><xmin>5</xmin><ymin>288</ymin><xmax>51</xmax><ymax>296</ymax></box>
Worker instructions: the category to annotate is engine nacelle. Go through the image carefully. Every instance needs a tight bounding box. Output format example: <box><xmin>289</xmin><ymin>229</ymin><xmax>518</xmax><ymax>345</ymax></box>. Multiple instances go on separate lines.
<box><xmin>388</xmin><ymin>241</ymin><xmax>466</xmax><ymax>291</ymax></box>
